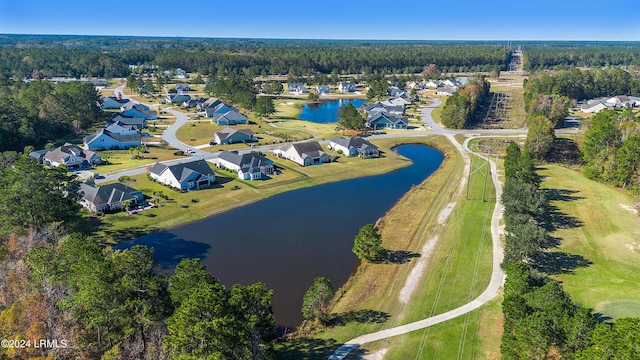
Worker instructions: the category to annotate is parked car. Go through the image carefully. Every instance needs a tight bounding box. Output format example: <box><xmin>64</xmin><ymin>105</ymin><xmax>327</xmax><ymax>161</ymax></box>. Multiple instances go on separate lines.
<box><xmin>93</xmin><ymin>172</ymin><xmax>104</xmax><ymax>179</ymax></box>
<box><xmin>209</xmin><ymin>141</ymin><xmax>217</xmax><ymax>145</ymax></box>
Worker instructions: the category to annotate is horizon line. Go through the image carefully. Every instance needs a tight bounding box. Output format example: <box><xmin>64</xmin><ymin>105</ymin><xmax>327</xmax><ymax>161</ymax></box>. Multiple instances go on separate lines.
<box><xmin>1</xmin><ymin>33</ymin><xmax>638</xmax><ymax>43</ymax></box>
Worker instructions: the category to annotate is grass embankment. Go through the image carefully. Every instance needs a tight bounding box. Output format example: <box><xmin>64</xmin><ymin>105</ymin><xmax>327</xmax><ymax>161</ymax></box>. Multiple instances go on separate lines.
<box><xmin>94</xmin><ymin>137</ymin><xmax>430</xmax><ymax>244</ymax></box>
<box><xmin>278</xmin><ymin>138</ymin><xmax>502</xmax><ymax>359</ymax></box>
<box><xmin>539</xmin><ymin>165</ymin><xmax>640</xmax><ymax>320</ymax></box>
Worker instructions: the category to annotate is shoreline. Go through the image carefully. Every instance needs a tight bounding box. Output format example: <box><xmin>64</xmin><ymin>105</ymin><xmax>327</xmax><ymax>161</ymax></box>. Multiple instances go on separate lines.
<box><xmin>98</xmin><ymin>136</ymin><xmax>445</xmax><ymax>244</ymax></box>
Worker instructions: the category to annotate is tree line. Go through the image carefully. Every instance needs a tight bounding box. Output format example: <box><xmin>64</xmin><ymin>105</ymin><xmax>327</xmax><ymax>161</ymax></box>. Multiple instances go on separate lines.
<box><xmin>0</xmin><ymin>152</ymin><xmax>277</xmax><ymax>359</ymax></box>
<box><xmin>0</xmin><ymin>80</ymin><xmax>106</xmax><ymax>152</ymax></box>
<box><xmin>441</xmin><ymin>77</ymin><xmax>491</xmax><ymax>128</ymax></box>
<box><xmin>0</xmin><ymin>36</ymin><xmax>512</xmax><ymax>80</ymax></box>
<box><xmin>500</xmin><ymin>142</ymin><xmax>640</xmax><ymax>358</ymax></box>
<box><xmin>524</xmin><ymin>47</ymin><xmax>640</xmax><ymax>70</ymax></box>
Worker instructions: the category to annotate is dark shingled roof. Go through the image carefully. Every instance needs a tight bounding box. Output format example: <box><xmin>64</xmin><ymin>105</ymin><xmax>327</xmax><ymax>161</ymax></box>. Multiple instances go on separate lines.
<box><xmin>330</xmin><ymin>136</ymin><xmax>377</xmax><ymax>150</ymax></box>
<box><xmin>218</xmin><ymin>151</ymin><xmax>272</xmax><ymax>173</ymax></box>
<box><xmin>80</xmin><ymin>182</ymin><xmax>141</xmax><ymax>207</ymax></box>
<box><xmin>149</xmin><ymin>159</ymin><xmax>215</xmax><ymax>182</ymax></box>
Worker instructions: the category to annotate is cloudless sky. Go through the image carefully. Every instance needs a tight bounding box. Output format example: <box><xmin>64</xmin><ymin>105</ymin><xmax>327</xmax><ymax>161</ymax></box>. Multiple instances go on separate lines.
<box><xmin>0</xmin><ymin>0</ymin><xmax>638</xmax><ymax>41</ymax></box>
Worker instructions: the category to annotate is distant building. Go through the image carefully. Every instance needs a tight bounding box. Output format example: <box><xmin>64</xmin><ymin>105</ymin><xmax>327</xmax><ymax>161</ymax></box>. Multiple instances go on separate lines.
<box><xmin>316</xmin><ymin>85</ymin><xmax>331</xmax><ymax>94</ymax></box>
<box><xmin>100</xmin><ymin>96</ymin><xmax>131</xmax><ymax>110</ymax></box>
<box><xmin>338</xmin><ymin>82</ymin><xmax>356</xmax><ymax>93</ymax></box>
<box><xmin>288</xmin><ymin>83</ymin><xmax>308</xmax><ymax>95</ymax></box>
<box><xmin>83</xmin><ymin>123</ymin><xmax>142</xmax><ymax>150</ymax></box>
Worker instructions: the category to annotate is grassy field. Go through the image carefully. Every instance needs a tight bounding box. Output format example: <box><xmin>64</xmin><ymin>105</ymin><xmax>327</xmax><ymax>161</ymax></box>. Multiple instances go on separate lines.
<box><xmin>538</xmin><ymin>165</ymin><xmax>640</xmax><ymax>320</ymax></box>
<box><xmin>94</xmin><ymin>145</ymin><xmax>185</xmax><ymax>174</ymax></box>
<box><xmin>278</xmin><ymin>138</ymin><xmax>501</xmax><ymax>359</ymax></box>
<box><xmin>93</xmin><ymin>137</ymin><xmax>434</xmax><ymax>244</ymax></box>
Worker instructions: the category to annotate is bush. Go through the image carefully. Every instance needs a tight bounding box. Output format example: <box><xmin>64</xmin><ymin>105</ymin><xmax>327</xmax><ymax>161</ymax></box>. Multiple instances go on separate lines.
<box><xmin>174</xmin><ymin>150</ymin><xmax>185</xmax><ymax>156</ymax></box>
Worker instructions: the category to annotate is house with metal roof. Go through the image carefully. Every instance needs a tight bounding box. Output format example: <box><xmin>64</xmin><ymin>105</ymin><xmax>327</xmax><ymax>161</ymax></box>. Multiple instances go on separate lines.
<box><xmin>217</xmin><ymin>150</ymin><xmax>275</xmax><ymax>180</ymax></box>
<box><xmin>79</xmin><ymin>182</ymin><xmax>144</xmax><ymax>213</ymax></box>
<box><xmin>148</xmin><ymin>159</ymin><xmax>216</xmax><ymax>190</ymax></box>
<box><xmin>329</xmin><ymin>136</ymin><xmax>379</xmax><ymax>158</ymax></box>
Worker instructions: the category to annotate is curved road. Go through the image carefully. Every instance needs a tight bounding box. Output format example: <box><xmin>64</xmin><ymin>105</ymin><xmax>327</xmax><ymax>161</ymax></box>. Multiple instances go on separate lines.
<box><xmin>328</xmin><ymin>133</ymin><xmax>506</xmax><ymax>359</ymax></box>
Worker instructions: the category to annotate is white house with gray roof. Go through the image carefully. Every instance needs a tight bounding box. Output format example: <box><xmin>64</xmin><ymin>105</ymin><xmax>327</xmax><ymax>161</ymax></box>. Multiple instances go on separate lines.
<box><xmin>274</xmin><ymin>141</ymin><xmax>329</xmax><ymax>166</ymax></box>
<box><xmin>217</xmin><ymin>150</ymin><xmax>275</xmax><ymax>180</ymax></box>
<box><xmin>36</xmin><ymin>143</ymin><xmax>102</xmax><ymax>171</ymax></box>
<box><xmin>338</xmin><ymin>82</ymin><xmax>356</xmax><ymax>93</ymax></box>
<box><xmin>148</xmin><ymin>159</ymin><xmax>216</xmax><ymax>190</ymax></box>
<box><xmin>329</xmin><ymin>137</ymin><xmax>379</xmax><ymax>158</ymax></box>
<box><xmin>214</xmin><ymin>128</ymin><xmax>256</xmax><ymax>145</ymax></box>
<box><xmin>80</xmin><ymin>182</ymin><xmax>144</xmax><ymax>213</ymax></box>
<box><xmin>83</xmin><ymin>123</ymin><xmax>142</xmax><ymax>150</ymax></box>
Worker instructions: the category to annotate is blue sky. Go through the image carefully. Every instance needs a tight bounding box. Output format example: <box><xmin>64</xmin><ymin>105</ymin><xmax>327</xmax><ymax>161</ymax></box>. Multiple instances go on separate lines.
<box><xmin>0</xmin><ymin>0</ymin><xmax>638</xmax><ymax>41</ymax></box>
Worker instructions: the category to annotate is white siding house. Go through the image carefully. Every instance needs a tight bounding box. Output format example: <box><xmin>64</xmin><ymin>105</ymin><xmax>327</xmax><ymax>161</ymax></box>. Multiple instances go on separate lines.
<box><xmin>149</xmin><ymin>159</ymin><xmax>216</xmax><ymax>190</ymax></box>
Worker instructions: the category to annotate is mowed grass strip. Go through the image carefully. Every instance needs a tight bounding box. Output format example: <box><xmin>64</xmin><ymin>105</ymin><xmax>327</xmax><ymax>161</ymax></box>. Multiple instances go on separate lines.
<box><xmin>280</xmin><ymin>138</ymin><xmax>498</xmax><ymax>359</ymax></box>
<box><xmin>539</xmin><ymin>165</ymin><xmax>640</xmax><ymax>320</ymax></box>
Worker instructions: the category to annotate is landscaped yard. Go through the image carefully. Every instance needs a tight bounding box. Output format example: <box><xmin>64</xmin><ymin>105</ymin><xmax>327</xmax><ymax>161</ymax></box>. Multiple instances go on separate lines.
<box><xmin>539</xmin><ymin>165</ymin><xmax>640</xmax><ymax>320</ymax></box>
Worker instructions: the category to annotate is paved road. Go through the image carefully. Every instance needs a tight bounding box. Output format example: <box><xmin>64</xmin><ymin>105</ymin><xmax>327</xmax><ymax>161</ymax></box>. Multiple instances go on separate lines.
<box><xmin>327</xmin><ymin>132</ymin><xmax>507</xmax><ymax>359</ymax></box>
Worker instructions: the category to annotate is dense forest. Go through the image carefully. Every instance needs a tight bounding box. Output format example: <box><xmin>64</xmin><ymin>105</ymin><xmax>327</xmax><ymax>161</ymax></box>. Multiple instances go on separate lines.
<box><xmin>0</xmin><ymin>80</ymin><xmax>106</xmax><ymax>152</ymax></box>
<box><xmin>524</xmin><ymin>47</ymin><xmax>640</xmax><ymax>70</ymax></box>
<box><xmin>500</xmin><ymin>143</ymin><xmax>640</xmax><ymax>358</ymax></box>
<box><xmin>0</xmin><ymin>36</ymin><xmax>512</xmax><ymax>79</ymax></box>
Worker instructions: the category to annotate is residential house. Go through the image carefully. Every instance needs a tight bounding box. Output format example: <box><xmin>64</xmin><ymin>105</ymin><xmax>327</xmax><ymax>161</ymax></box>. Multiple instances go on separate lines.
<box><xmin>366</xmin><ymin>112</ymin><xmax>408</xmax><ymax>130</ymax></box>
<box><xmin>197</xmin><ymin>98</ymin><xmax>222</xmax><ymax>112</ymax></box>
<box><xmin>389</xmin><ymin>86</ymin><xmax>409</xmax><ymax>98</ymax></box>
<box><xmin>436</xmin><ymin>86</ymin><xmax>458</xmax><ymax>96</ymax></box>
<box><xmin>216</xmin><ymin>150</ymin><xmax>275</xmax><ymax>180</ymax></box>
<box><xmin>79</xmin><ymin>182</ymin><xmax>144</xmax><ymax>213</ymax></box>
<box><xmin>40</xmin><ymin>143</ymin><xmax>102</xmax><ymax>170</ymax></box>
<box><xmin>382</xmin><ymin>97</ymin><xmax>411</xmax><ymax>107</ymax></box>
<box><xmin>408</xmin><ymin>81</ymin><xmax>427</xmax><ymax>90</ymax></box>
<box><xmin>166</xmin><ymin>94</ymin><xmax>191</xmax><ymax>104</ymax></box>
<box><xmin>316</xmin><ymin>85</ymin><xmax>331</xmax><ymax>94</ymax></box>
<box><xmin>443</xmin><ymin>79</ymin><xmax>460</xmax><ymax>87</ymax></box>
<box><xmin>183</xmin><ymin>97</ymin><xmax>207</xmax><ymax>109</ymax></box>
<box><xmin>214</xmin><ymin>128</ymin><xmax>256</xmax><ymax>144</ymax></box>
<box><xmin>206</xmin><ymin>103</ymin><xmax>249</xmax><ymax>125</ymax></box>
<box><xmin>107</xmin><ymin>115</ymin><xmax>146</xmax><ymax>130</ymax></box>
<box><xmin>100</xmin><ymin>96</ymin><xmax>131</xmax><ymax>110</ymax></box>
<box><xmin>364</xmin><ymin>101</ymin><xmax>404</xmax><ymax>116</ymax></box>
<box><xmin>148</xmin><ymin>159</ymin><xmax>216</xmax><ymax>190</ymax></box>
<box><xmin>288</xmin><ymin>83</ymin><xmax>308</xmax><ymax>95</ymax></box>
<box><xmin>274</xmin><ymin>141</ymin><xmax>329</xmax><ymax>166</ymax></box>
<box><xmin>580</xmin><ymin>99</ymin><xmax>614</xmax><ymax>113</ymax></box>
<box><xmin>175</xmin><ymin>68</ymin><xmax>187</xmax><ymax>79</ymax></box>
<box><xmin>426</xmin><ymin>80</ymin><xmax>443</xmax><ymax>88</ymax></box>
<box><xmin>84</xmin><ymin>123</ymin><xmax>142</xmax><ymax>150</ymax></box>
<box><xmin>329</xmin><ymin>136</ymin><xmax>379</xmax><ymax>158</ymax></box>
<box><xmin>338</xmin><ymin>81</ymin><xmax>356</xmax><ymax>93</ymax></box>
<box><xmin>121</xmin><ymin>103</ymin><xmax>158</xmax><ymax>120</ymax></box>
<box><xmin>176</xmin><ymin>83</ymin><xmax>190</xmax><ymax>94</ymax></box>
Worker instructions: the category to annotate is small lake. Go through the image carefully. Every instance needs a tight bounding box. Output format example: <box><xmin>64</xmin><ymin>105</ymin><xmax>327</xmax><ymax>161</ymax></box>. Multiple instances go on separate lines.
<box><xmin>298</xmin><ymin>99</ymin><xmax>368</xmax><ymax>123</ymax></box>
<box><xmin>117</xmin><ymin>144</ymin><xmax>443</xmax><ymax>329</ymax></box>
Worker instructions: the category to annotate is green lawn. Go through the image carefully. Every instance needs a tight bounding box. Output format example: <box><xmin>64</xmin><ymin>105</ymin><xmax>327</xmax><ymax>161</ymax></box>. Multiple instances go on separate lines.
<box><xmin>539</xmin><ymin>165</ymin><xmax>640</xmax><ymax>320</ymax></box>
<box><xmin>278</xmin><ymin>139</ymin><xmax>500</xmax><ymax>359</ymax></box>
<box><xmin>94</xmin><ymin>137</ymin><xmax>430</xmax><ymax>244</ymax></box>
<box><xmin>94</xmin><ymin>145</ymin><xmax>186</xmax><ymax>174</ymax></box>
